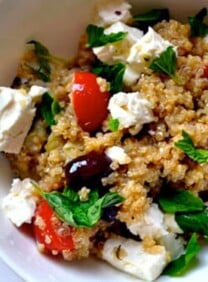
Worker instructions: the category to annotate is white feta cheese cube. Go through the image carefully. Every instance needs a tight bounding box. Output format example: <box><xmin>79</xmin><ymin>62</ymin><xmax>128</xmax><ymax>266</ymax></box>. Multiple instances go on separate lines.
<box><xmin>102</xmin><ymin>236</ymin><xmax>168</xmax><ymax>281</ymax></box>
<box><xmin>1</xmin><ymin>178</ymin><xmax>40</xmax><ymax>227</ymax></box>
<box><xmin>127</xmin><ymin>27</ymin><xmax>175</xmax><ymax>67</ymax></box>
<box><xmin>92</xmin><ymin>0</ymin><xmax>132</xmax><ymax>27</ymax></box>
<box><xmin>28</xmin><ymin>85</ymin><xmax>47</xmax><ymax>103</ymax></box>
<box><xmin>108</xmin><ymin>91</ymin><xmax>154</xmax><ymax>135</ymax></box>
<box><xmin>164</xmin><ymin>213</ymin><xmax>183</xmax><ymax>234</ymax></box>
<box><xmin>0</xmin><ymin>86</ymin><xmax>47</xmax><ymax>154</ymax></box>
<box><xmin>159</xmin><ymin>233</ymin><xmax>185</xmax><ymax>261</ymax></box>
<box><xmin>127</xmin><ymin>203</ymin><xmax>168</xmax><ymax>240</ymax></box>
<box><xmin>93</xmin><ymin>22</ymin><xmax>143</xmax><ymax>64</ymax></box>
<box><xmin>105</xmin><ymin>146</ymin><xmax>131</xmax><ymax>165</ymax></box>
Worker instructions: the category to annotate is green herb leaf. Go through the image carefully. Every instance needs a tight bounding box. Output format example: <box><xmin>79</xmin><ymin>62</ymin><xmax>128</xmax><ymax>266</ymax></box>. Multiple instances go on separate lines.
<box><xmin>176</xmin><ymin>209</ymin><xmax>208</xmax><ymax>236</ymax></box>
<box><xmin>42</xmin><ymin>187</ymin><xmax>124</xmax><ymax>228</ymax></box>
<box><xmin>158</xmin><ymin>189</ymin><xmax>204</xmax><ymax>213</ymax></box>
<box><xmin>92</xmin><ymin>60</ymin><xmax>125</xmax><ymax>93</ymax></box>
<box><xmin>86</xmin><ymin>24</ymin><xmax>127</xmax><ymax>48</ymax></box>
<box><xmin>40</xmin><ymin>92</ymin><xmax>61</xmax><ymax>126</ymax></box>
<box><xmin>188</xmin><ymin>8</ymin><xmax>208</xmax><ymax>37</ymax></box>
<box><xmin>133</xmin><ymin>9</ymin><xmax>169</xmax><ymax>32</ymax></box>
<box><xmin>63</xmin><ymin>187</ymin><xmax>79</xmax><ymax>202</ymax></box>
<box><xmin>27</xmin><ymin>40</ymin><xmax>51</xmax><ymax>82</ymax></box>
<box><xmin>149</xmin><ymin>46</ymin><xmax>180</xmax><ymax>83</ymax></box>
<box><xmin>175</xmin><ymin>130</ymin><xmax>208</xmax><ymax>164</ymax></box>
<box><xmin>164</xmin><ymin>233</ymin><xmax>200</xmax><ymax>276</ymax></box>
<box><xmin>109</xmin><ymin>117</ymin><xmax>120</xmax><ymax>132</ymax></box>
<box><xmin>102</xmin><ymin>192</ymin><xmax>124</xmax><ymax>208</ymax></box>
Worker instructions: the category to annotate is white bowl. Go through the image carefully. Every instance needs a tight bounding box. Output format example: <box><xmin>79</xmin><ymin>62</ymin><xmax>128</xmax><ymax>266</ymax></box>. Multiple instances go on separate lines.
<box><xmin>0</xmin><ymin>0</ymin><xmax>208</xmax><ymax>281</ymax></box>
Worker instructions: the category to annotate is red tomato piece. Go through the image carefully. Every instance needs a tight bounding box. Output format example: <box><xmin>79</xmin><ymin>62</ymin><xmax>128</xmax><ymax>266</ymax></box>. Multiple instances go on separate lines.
<box><xmin>71</xmin><ymin>71</ymin><xmax>110</xmax><ymax>133</ymax></box>
<box><xmin>33</xmin><ymin>200</ymin><xmax>74</xmax><ymax>253</ymax></box>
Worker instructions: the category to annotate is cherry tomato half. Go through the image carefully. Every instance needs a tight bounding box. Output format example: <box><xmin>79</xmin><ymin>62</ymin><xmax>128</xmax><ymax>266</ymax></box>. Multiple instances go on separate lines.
<box><xmin>71</xmin><ymin>71</ymin><xmax>110</xmax><ymax>133</ymax></box>
<box><xmin>33</xmin><ymin>200</ymin><xmax>74</xmax><ymax>253</ymax></box>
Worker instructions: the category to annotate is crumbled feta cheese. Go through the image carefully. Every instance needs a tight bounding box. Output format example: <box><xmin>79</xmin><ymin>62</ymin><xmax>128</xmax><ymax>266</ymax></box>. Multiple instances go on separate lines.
<box><xmin>28</xmin><ymin>85</ymin><xmax>48</xmax><ymax>103</ymax></box>
<box><xmin>123</xmin><ymin>64</ymin><xmax>141</xmax><ymax>86</ymax></box>
<box><xmin>159</xmin><ymin>233</ymin><xmax>185</xmax><ymax>261</ymax></box>
<box><xmin>127</xmin><ymin>203</ymin><xmax>168</xmax><ymax>240</ymax></box>
<box><xmin>92</xmin><ymin>22</ymin><xmax>176</xmax><ymax>86</ymax></box>
<box><xmin>1</xmin><ymin>178</ymin><xmax>40</xmax><ymax>227</ymax></box>
<box><xmin>105</xmin><ymin>146</ymin><xmax>131</xmax><ymax>165</ymax></box>
<box><xmin>96</xmin><ymin>77</ymin><xmax>110</xmax><ymax>92</ymax></box>
<box><xmin>93</xmin><ymin>22</ymin><xmax>143</xmax><ymax>64</ymax></box>
<box><xmin>92</xmin><ymin>0</ymin><xmax>132</xmax><ymax>27</ymax></box>
<box><xmin>127</xmin><ymin>27</ymin><xmax>175</xmax><ymax>67</ymax></box>
<box><xmin>0</xmin><ymin>86</ymin><xmax>47</xmax><ymax>153</ymax></box>
<box><xmin>108</xmin><ymin>91</ymin><xmax>154</xmax><ymax>135</ymax></box>
<box><xmin>164</xmin><ymin>213</ymin><xmax>183</xmax><ymax>234</ymax></box>
<box><xmin>102</xmin><ymin>236</ymin><xmax>168</xmax><ymax>281</ymax></box>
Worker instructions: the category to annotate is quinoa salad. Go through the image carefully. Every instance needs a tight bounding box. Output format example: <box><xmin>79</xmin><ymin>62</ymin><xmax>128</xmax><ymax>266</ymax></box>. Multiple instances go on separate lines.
<box><xmin>1</xmin><ymin>0</ymin><xmax>208</xmax><ymax>281</ymax></box>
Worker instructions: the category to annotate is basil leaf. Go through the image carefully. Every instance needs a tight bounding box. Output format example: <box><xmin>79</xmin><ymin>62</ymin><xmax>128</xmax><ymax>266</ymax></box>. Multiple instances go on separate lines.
<box><xmin>133</xmin><ymin>9</ymin><xmax>169</xmax><ymax>32</ymax></box>
<box><xmin>149</xmin><ymin>46</ymin><xmax>180</xmax><ymax>83</ymax></box>
<box><xmin>92</xmin><ymin>61</ymin><xmax>125</xmax><ymax>93</ymax></box>
<box><xmin>158</xmin><ymin>189</ymin><xmax>204</xmax><ymax>213</ymax></box>
<box><xmin>176</xmin><ymin>209</ymin><xmax>208</xmax><ymax>236</ymax></box>
<box><xmin>86</xmin><ymin>24</ymin><xmax>127</xmax><ymax>48</ymax></box>
<box><xmin>40</xmin><ymin>92</ymin><xmax>61</xmax><ymax>126</ymax></box>
<box><xmin>43</xmin><ymin>191</ymin><xmax>77</xmax><ymax>226</ymax></box>
<box><xmin>164</xmin><ymin>233</ymin><xmax>200</xmax><ymax>276</ymax></box>
<box><xmin>42</xmin><ymin>187</ymin><xmax>124</xmax><ymax>228</ymax></box>
<box><xmin>188</xmin><ymin>8</ymin><xmax>208</xmax><ymax>37</ymax></box>
<box><xmin>86</xmin><ymin>199</ymin><xmax>103</xmax><ymax>226</ymax></box>
<box><xmin>63</xmin><ymin>187</ymin><xmax>79</xmax><ymax>202</ymax></box>
<box><xmin>175</xmin><ymin>130</ymin><xmax>208</xmax><ymax>164</ymax></box>
<box><xmin>27</xmin><ymin>40</ymin><xmax>51</xmax><ymax>82</ymax></box>
<box><xmin>102</xmin><ymin>192</ymin><xmax>124</xmax><ymax>208</ymax></box>
<box><xmin>109</xmin><ymin>117</ymin><xmax>120</xmax><ymax>132</ymax></box>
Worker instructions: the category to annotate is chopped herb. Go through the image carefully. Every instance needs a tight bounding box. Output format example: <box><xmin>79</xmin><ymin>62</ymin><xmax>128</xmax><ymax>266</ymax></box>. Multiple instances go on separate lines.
<box><xmin>109</xmin><ymin>117</ymin><xmax>120</xmax><ymax>132</ymax></box>
<box><xmin>188</xmin><ymin>8</ymin><xmax>208</xmax><ymax>37</ymax></box>
<box><xmin>133</xmin><ymin>9</ymin><xmax>169</xmax><ymax>32</ymax></box>
<box><xmin>164</xmin><ymin>233</ymin><xmax>200</xmax><ymax>276</ymax></box>
<box><xmin>158</xmin><ymin>189</ymin><xmax>204</xmax><ymax>213</ymax></box>
<box><xmin>92</xmin><ymin>60</ymin><xmax>125</xmax><ymax>93</ymax></box>
<box><xmin>40</xmin><ymin>92</ymin><xmax>61</xmax><ymax>126</ymax></box>
<box><xmin>149</xmin><ymin>46</ymin><xmax>180</xmax><ymax>83</ymax></box>
<box><xmin>86</xmin><ymin>24</ymin><xmax>127</xmax><ymax>48</ymax></box>
<box><xmin>175</xmin><ymin>130</ymin><xmax>208</xmax><ymax>164</ymax></box>
<box><xmin>27</xmin><ymin>40</ymin><xmax>51</xmax><ymax>82</ymax></box>
<box><xmin>41</xmin><ymin>187</ymin><xmax>124</xmax><ymax>228</ymax></box>
<box><xmin>176</xmin><ymin>209</ymin><xmax>208</xmax><ymax>236</ymax></box>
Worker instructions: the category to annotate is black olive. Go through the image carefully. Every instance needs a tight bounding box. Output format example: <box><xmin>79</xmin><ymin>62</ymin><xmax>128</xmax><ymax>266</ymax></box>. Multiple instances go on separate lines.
<box><xmin>64</xmin><ymin>151</ymin><xmax>112</xmax><ymax>189</ymax></box>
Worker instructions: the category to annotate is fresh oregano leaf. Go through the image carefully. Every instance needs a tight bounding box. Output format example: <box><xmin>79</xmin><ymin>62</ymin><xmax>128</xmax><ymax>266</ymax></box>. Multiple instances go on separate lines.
<box><xmin>149</xmin><ymin>46</ymin><xmax>180</xmax><ymax>83</ymax></box>
<box><xmin>109</xmin><ymin>117</ymin><xmax>120</xmax><ymax>132</ymax></box>
<box><xmin>41</xmin><ymin>187</ymin><xmax>124</xmax><ymax>228</ymax></box>
<box><xmin>40</xmin><ymin>92</ymin><xmax>61</xmax><ymax>126</ymax></box>
<box><xmin>176</xmin><ymin>209</ymin><xmax>208</xmax><ymax>236</ymax></box>
<box><xmin>92</xmin><ymin>60</ymin><xmax>126</xmax><ymax>93</ymax></box>
<box><xmin>27</xmin><ymin>40</ymin><xmax>51</xmax><ymax>82</ymax></box>
<box><xmin>158</xmin><ymin>189</ymin><xmax>204</xmax><ymax>213</ymax></box>
<box><xmin>133</xmin><ymin>9</ymin><xmax>169</xmax><ymax>32</ymax></box>
<box><xmin>188</xmin><ymin>8</ymin><xmax>208</xmax><ymax>37</ymax></box>
<box><xmin>86</xmin><ymin>24</ymin><xmax>127</xmax><ymax>48</ymax></box>
<box><xmin>175</xmin><ymin>130</ymin><xmax>208</xmax><ymax>164</ymax></box>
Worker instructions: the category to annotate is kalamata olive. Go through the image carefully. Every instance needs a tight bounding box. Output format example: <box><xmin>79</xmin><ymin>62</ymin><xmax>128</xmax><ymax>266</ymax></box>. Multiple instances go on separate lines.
<box><xmin>64</xmin><ymin>151</ymin><xmax>112</xmax><ymax>189</ymax></box>
<box><xmin>102</xmin><ymin>206</ymin><xmax>118</xmax><ymax>223</ymax></box>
